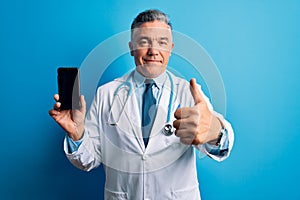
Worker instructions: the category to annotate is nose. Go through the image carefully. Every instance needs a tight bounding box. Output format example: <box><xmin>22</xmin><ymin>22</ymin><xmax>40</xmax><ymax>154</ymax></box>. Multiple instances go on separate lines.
<box><xmin>147</xmin><ymin>46</ymin><xmax>159</xmax><ymax>56</ymax></box>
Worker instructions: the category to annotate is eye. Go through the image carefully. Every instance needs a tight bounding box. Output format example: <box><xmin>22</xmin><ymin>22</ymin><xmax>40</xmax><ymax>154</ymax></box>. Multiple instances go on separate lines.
<box><xmin>159</xmin><ymin>40</ymin><xmax>168</xmax><ymax>46</ymax></box>
<box><xmin>138</xmin><ymin>39</ymin><xmax>150</xmax><ymax>47</ymax></box>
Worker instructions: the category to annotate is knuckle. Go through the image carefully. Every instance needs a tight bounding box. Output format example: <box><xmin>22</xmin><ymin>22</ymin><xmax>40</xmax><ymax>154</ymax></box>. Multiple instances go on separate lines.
<box><xmin>174</xmin><ymin>130</ymin><xmax>179</xmax><ymax>136</ymax></box>
<box><xmin>191</xmin><ymin>107</ymin><xmax>199</xmax><ymax>115</ymax></box>
<box><xmin>174</xmin><ymin>108</ymin><xmax>182</xmax><ymax>118</ymax></box>
<box><xmin>191</xmin><ymin>119</ymin><xmax>198</xmax><ymax>127</ymax></box>
<box><xmin>189</xmin><ymin>118</ymin><xmax>199</xmax><ymax>128</ymax></box>
<box><xmin>173</xmin><ymin>120</ymin><xmax>179</xmax><ymax>129</ymax></box>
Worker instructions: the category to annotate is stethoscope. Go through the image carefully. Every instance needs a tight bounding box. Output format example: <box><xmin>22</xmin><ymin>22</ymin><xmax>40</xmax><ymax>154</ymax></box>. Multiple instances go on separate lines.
<box><xmin>110</xmin><ymin>71</ymin><xmax>176</xmax><ymax>136</ymax></box>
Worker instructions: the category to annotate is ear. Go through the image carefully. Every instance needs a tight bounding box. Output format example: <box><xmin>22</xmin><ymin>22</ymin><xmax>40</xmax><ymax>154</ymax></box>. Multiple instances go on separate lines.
<box><xmin>169</xmin><ymin>42</ymin><xmax>174</xmax><ymax>56</ymax></box>
<box><xmin>129</xmin><ymin>41</ymin><xmax>134</xmax><ymax>56</ymax></box>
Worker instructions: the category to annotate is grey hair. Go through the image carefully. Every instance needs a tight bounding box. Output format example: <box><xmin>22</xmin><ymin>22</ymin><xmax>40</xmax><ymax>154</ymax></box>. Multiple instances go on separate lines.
<box><xmin>131</xmin><ymin>9</ymin><xmax>172</xmax><ymax>30</ymax></box>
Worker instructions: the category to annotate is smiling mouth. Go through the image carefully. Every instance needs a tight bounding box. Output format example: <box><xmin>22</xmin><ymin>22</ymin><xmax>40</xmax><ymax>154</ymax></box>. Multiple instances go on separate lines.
<box><xmin>143</xmin><ymin>58</ymin><xmax>162</xmax><ymax>64</ymax></box>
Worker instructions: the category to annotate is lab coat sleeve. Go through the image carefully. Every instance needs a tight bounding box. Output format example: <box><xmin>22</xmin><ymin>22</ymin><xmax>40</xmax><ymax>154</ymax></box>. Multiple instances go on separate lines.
<box><xmin>63</xmin><ymin>89</ymin><xmax>103</xmax><ymax>171</ymax></box>
<box><xmin>196</xmin><ymin>113</ymin><xmax>234</xmax><ymax>162</ymax></box>
<box><xmin>194</xmin><ymin>84</ymin><xmax>234</xmax><ymax>162</ymax></box>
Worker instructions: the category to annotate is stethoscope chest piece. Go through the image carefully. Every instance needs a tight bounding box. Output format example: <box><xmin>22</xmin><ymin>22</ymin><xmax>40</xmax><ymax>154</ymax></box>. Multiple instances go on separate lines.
<box><xmin>163</xmin><ymin>123</ymin><xmax>174</xmax><ymax>136</ymax></box>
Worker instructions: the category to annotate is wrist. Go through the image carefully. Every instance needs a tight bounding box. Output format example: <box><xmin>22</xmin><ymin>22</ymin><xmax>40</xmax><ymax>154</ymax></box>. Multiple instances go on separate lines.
<box><xmin>207</xmin><ymin>116</ymin><xmax>223</xmax><ymax>145</ymax></box>
<box><xmin>68</xmin><ymin>123</ymin><xmax>84</xmax><ymax>141</ymax></box>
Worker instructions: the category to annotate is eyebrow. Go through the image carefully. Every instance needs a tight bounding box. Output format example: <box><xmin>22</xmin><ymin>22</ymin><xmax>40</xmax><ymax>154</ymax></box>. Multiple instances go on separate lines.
<box><xmin>159</xmin><ymin>37</ymin><xmax>169</xmax><ymax>40</ymax></box>
<box><xmin>136</xmin><ymin>36</ymin><xmax>170</xmax><ymax>41</ymax></box>
<box><xmin>159</xmin><ymin>37</ymin><xmax>169</xmax><ymax>41</ymax></box>
<box><xmin>137</xmin><ymin>36</ymin><xmax>150</xmax><ymax>40</ymax></box>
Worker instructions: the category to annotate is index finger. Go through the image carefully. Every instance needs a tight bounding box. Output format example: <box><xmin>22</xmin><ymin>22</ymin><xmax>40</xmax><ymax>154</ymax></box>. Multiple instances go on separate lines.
<box><xmin>174</xmin><ymin>107</ymin><xmax>197</xmax><ymax>119</ymax></box>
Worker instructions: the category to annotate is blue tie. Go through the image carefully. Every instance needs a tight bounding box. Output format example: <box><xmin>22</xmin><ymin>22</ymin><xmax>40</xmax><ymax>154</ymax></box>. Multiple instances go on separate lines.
<box><xmin>142</xmin><ymin>82</ymin><xmax>157</xmax><ymax>147</ymax></box>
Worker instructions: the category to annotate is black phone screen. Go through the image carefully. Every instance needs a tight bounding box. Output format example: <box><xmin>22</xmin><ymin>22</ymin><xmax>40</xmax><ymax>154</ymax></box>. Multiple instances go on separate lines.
<box><xmin>57</xmin><ymin>67</ymin><xmax>81</xmax><ymax>110</ymax></box>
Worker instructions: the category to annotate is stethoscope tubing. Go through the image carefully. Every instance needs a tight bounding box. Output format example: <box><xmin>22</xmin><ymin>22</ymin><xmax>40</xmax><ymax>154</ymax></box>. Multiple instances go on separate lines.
<box><xmin>111</xmin><ymin>71</ymin><xmax>176</xmax><ymax>136</ymax></box>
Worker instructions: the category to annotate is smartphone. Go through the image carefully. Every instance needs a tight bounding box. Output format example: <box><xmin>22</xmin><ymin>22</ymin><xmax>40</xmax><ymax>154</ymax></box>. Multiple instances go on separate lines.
<box><xmin>57</xmin><ymin>67</ymin><xmax>81</xmax><ymax>110</ymax></box>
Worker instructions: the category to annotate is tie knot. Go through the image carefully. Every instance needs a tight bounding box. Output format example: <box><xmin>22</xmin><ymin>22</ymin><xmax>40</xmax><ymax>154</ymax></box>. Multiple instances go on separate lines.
<box><xmin>145</xmin><ymin>80</ymin><xmax>155</xmax><ymax>92</ymax></box>
<box><xmin>145</xmin><ymin>82</ymin><xmax>154</xmax><ymax>88</ymax></box>
<box><xmin>145</xmin><ymin>78</ymin><xmax>154</xmax><ymax>84</ymax></box>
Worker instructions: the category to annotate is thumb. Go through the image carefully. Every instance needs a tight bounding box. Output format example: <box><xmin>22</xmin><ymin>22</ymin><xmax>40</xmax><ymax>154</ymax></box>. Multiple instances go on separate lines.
<box><xmin>190</xmin><ymin>78</ymin><xmax>203</xmax><ymax>105</ymax></box>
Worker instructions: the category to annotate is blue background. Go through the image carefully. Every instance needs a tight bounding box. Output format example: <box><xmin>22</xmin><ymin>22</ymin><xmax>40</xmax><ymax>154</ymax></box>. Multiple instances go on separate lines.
<box><xmin>1</xmin><ymin>0</ymin><xmax>299</xmax><ymax>199</ymax></box>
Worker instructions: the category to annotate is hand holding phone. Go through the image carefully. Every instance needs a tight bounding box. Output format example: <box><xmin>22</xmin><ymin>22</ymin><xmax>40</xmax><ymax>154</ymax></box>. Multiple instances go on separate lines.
<box><xmin>49</xmin><ymin>67</ymin><xmax>85</xmax><ymax>141</ymax></box>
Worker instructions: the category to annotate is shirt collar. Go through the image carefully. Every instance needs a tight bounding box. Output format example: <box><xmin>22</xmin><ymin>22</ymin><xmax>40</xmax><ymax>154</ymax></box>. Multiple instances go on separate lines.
<box><xmin>133</xmin><ymin>70</ymin><xmax>167</xmax><ymax>90</ymax></box>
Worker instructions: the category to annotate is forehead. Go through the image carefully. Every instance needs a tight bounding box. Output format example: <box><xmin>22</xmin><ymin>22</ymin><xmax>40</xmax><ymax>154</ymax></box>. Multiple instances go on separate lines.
<box><xmin>131</xmin><ymin>21</ymin><xmax>172</xmax><ymax>39</ymax></box>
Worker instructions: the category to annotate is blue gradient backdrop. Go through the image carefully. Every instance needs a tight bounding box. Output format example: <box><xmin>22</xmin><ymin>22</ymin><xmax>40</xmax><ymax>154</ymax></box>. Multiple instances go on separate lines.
<box><xmin>1</xmin><ymin>0</ymin><xmax>299</xmax><ymax>199</ymax></box>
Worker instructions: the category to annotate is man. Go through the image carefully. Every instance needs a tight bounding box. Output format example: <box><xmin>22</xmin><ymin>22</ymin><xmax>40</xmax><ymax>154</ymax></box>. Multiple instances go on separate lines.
<box><xmin>49</xmin><ymin>9</ymin><xmax>234</xmax><ymax>200</ymax></box>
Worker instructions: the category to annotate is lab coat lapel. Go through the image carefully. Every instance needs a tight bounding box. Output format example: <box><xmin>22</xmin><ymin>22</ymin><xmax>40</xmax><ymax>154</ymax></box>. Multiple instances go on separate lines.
<box><xmin>114</xmin><ymin>78</ymin><xmax>145</xmax><ymax>151</ymax></box>
<box><xmin>127</xmin><ymin>88</ymin><xmax>145</xmax><ymax>150</ymax></box>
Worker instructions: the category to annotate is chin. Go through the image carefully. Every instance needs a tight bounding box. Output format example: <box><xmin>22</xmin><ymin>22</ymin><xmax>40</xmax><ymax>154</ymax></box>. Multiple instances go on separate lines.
<box><xmin>141</xmin><ymin>65</ymin><xmax>165</xmax><ymax>78</ymax></box>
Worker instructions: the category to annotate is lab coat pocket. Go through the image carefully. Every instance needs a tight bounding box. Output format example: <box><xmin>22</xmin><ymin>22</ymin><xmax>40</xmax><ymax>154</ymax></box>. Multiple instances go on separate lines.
<box><xmin>105</xmin><ymin>188</ymin><xmax>128</xmax><ymax>200</ymax></box>
<box><xmin>172</xmin><ymin>185</ymin><xmax>200</xmax><ymax>200</ymax></box>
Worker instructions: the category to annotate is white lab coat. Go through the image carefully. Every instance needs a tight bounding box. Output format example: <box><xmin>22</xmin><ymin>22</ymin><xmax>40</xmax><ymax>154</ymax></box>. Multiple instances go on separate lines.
<box><xmin>64</xmin><ymin>71</ymin><xmax>234</xmax><ymax>200</ymax></box>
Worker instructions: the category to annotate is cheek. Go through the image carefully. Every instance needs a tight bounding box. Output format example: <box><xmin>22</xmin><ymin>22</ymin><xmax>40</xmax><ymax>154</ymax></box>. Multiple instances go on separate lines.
<box><xmin>132</xmin><ymin>51</ymin><xmax>142</xmax><ymax>64</ymax></box>
<box><xmin>162</xmin><ymin>52</ymin><xmax>171</xmax><ymax>63</ymax></box>
<box><xmin>133</xmin><ymin>49</ymin><xmax>146</xmax><ymax>59</ymax></box>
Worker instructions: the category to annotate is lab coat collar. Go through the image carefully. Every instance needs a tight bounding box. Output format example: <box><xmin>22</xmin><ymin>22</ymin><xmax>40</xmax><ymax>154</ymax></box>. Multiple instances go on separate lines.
<box><xmin>133</xmin><ymin>70</ymin><xmax>167</xmax><ymax>90</ymax></box>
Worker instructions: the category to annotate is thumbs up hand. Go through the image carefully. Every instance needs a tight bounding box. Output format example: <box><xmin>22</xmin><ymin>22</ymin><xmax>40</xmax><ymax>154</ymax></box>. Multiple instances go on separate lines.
<box><xmin>173</xmin><ymin>78</ymin><xmax>222</xmax><ymax>145</ymax></box>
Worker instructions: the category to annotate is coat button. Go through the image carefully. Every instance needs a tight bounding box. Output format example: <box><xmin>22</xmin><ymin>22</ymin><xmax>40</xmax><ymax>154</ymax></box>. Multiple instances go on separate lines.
<box><xmin>142</xmin><ymin>154</ymin><xmax>147</xmax><ymax>160</ymax></box>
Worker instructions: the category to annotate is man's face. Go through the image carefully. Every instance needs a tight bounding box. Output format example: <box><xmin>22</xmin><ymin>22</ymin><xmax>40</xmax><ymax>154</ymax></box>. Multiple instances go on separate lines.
<box><xmin>129</xmin><ymin>20</ymin><xmax>174</xmax><ymax>78</ymax></box>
